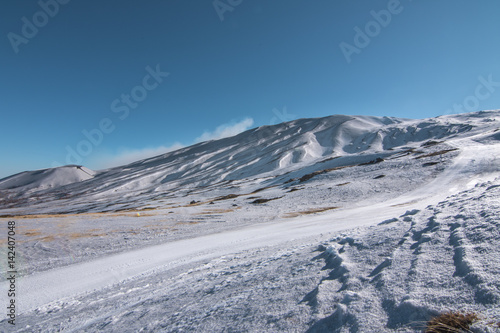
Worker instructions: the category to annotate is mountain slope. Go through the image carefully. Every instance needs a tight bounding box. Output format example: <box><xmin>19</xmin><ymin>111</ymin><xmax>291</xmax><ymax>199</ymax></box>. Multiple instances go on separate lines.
<box><xmin>12</xmin><ymin>177</ymin><xmax>500</xmax><ymax>332</ymax></box>
<box><xmin>1</xmin><ymin>111</ymin><xmax>500</xmax><ymax>332</ymax></box>
<box><xmin>0</xmin><ymin>111</ymin><xmax>498</xmax><ymax>216</ymax></box>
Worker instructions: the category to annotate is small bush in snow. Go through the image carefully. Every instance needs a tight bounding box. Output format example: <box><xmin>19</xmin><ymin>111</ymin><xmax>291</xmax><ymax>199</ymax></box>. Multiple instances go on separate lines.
<box><xmin>425</xmin><ymin>311</ymin><xmax>479</xmax><ymax>332</ymax></box>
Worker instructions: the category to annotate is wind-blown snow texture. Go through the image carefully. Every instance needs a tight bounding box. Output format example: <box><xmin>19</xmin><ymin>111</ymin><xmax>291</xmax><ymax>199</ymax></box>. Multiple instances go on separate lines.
<box><xmin>1</xmin><ymin>111</ymin><xmax>500</xmax><ymax>332</ymax></box>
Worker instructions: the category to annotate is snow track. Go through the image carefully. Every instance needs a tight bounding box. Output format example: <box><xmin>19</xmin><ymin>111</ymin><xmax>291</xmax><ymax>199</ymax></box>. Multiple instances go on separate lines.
<box><xmin>301</xmin><ymin>180</ymin><xmax>500</xmax><ymax>332</ymax></box>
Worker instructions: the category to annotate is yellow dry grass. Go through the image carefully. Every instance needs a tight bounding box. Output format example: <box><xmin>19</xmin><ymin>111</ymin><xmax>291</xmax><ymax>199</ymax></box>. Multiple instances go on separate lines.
<box><xmin>23</xmin><ymin>230</ymin><xmax>43</xmax><ymax>237</ymax></box>
<box><xmin>425</xmin><ymin>311</ymin><xmax>479</xmax><ymax>333</ymax></box>
<box><xmin>195</xmin><ymin>207</ymin><xmax>241</xmax><ymax>215</ymax></box>
<box><xmin>143</xmin><ymin>223</ymin><xmax>174</xmax><ymax>230</ymax></box>
<box><xmin>0</xmin><ymin>211</ymin><xmax>157</xmax><ymax>219</ymax></box>
<box><xmin>283</xmin><ymin>206</ymin><xmax>339</xmax><ymax>218</ymax></box>
<box><xmin>68</xmin><ymin>232</ymin><xmax>106</xmax><ymax>239</ymax></box>
<box><xmin>174</xmin><ymin>221</ymin><xmax>200</xmax><ymax>225</ymax></box>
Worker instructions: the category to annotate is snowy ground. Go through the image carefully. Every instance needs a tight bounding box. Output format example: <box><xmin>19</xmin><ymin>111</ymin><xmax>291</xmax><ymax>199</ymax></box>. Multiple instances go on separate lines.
<box><xmin>1</xmin><ymin>111</ymin><xmax>499</xmax><ymax>332</ymax></box>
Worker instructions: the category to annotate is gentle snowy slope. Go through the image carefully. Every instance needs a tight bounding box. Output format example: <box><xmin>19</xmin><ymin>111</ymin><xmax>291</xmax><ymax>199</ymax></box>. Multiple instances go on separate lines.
<box><xmin>0</xmin><ymin>165</ymin><xmax>95</xmax><ymax>192</ymax></box>
<box><xmin>0</xmin><ymin>111</ymin><xmax>499</xmax><ymax>332</ymax></box>
<box><xmin>4</xmin><ymin>177</ymin><xmax>500</xmax><ymax>332</ymax></box>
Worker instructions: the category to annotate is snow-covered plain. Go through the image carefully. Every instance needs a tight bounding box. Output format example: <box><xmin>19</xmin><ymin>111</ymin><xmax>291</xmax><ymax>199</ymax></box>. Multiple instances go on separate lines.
<box><xmin>1</xmin><ymin>111</ymin><xmax>500</xmax><ymax>332</ymax></box>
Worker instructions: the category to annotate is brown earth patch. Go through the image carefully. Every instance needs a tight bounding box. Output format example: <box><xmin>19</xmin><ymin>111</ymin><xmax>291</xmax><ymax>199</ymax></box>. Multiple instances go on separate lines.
<box><xmin>283</xmin><ymin>206</ymin><xmax>339</xmax><ymax>218</ymax></box>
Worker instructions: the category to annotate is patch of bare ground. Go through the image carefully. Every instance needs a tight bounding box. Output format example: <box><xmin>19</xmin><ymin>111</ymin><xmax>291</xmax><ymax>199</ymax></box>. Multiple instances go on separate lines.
<box><xmin>250</xmin><ymin>197</ymin><xmax>283</xmax><ymax>204</ymax></box>
<box><xmin>185</xmin><ymin>200</ymin><xmax>205</xmax><ymax>207</ymax></box>
<box><xmin>388</xmin><ymin>148</ymin><xmax>417</xmax><ymax>159</ymax></box>
<box><xmin>250</xmin><ymin>185</ymin><xmax>276</xmax><ymax>194</ymax></box>
<box><xmin>299</xmin><ymin>156</ymin><xmax>385</xmax><ymax>184</ymax></box>
<box><xmin>68</xmin><ymin>232</ymin><xmax>106</xmax><ymax>240</ymax></box>
<box><xmin>421</xmin><ymin>140</ymin><xmax>443</xmax><ymax>147</ymax></box>
<box><xmin>174</xmin><ymin>221</ymin><xmax>200</xmax><ymax>226</ymax></box>
<box><xmin>143</xmin><ymin>224</ymin><xmax>173</xmax><ymax>230</ymax></box>
<box><xmin>422</xmin><ymin>161</ymin><xmax>440</xmax><ymax>167</ymax></box>
<box><xmin>318</xmin><ymin>156</ymin><xmax>341</xmax><ymax>163</ymax></box>
<box><xmin>23</xmin><ymin>230</ymin><xmax>43</xmax><ymax>237</ymax></box>
<box><xmin>415</xmin><ymin>148</ymin><xmax>459</xmax><ymax>159</ymax></box>
<box><xmin>0</xmin><ymin>211</ymin><xmax>155</xmax><ymax>219</ymax></box>
<box><xmin>283</xmin><ymin>206</ymin><xmax>339</xmax><ymax>218</ymax></box>
<box><xmin>299</xmin><ymin>165</ymin><xmax>352</xmax><ymax>183</ymax></box>
<box><xmin>213</xmin><ymin>194</ymin><xmax>240</xmax><ymax>201</ymax></box>
<box><xmin>195</xmin><ymin>207</ymin><xmax>241</xmax><ymax>215</ymax></box>
<box><xmin>358</xmin><ymin>157</ymin><xmax>384</xmax><ymax>166</ymax></box>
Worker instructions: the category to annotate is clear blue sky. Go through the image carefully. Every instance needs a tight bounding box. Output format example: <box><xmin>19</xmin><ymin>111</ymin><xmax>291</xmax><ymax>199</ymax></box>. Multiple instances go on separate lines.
<box><xmin>1</xmin><ymin>0</ymin><xmax>500</xmax><ymax>178</ymax></box>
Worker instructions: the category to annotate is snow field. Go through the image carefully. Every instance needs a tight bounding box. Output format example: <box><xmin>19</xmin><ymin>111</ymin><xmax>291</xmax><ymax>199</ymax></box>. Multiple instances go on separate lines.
<box><xmin>1</xmin><ymin>111</ymin><xmax>499</xmax><ymax>331</ymax></box>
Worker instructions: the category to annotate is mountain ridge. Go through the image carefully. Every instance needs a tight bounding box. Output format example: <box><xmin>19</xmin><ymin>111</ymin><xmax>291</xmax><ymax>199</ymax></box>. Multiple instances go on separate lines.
<box><xmin>1</xmin><ymin>110</ymin><xmax>499</xmax><ymax>215</ymax></box>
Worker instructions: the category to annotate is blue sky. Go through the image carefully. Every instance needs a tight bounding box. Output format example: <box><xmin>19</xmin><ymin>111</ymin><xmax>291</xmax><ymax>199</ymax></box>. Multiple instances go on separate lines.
<box><xmin>1</xmin><ymin>0</ymin><xmax>500</xmax><ymax>178</ymax></box>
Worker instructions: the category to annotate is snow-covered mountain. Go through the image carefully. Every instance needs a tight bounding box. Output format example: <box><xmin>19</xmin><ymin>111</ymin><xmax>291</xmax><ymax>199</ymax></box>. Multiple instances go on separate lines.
<box><xmin>0</xmin><ymin>165</ymin><xmax>95</xmax><ymax>192</ymax></box>
<box><xmin>1</xmin><ymin>111</ymin><xmax>500</xmax><ymax>332</ymax></box>
<box><xmin>0</xmin><ymin>111</ymin><xmax>498</xmax><ymax>216</ymax></box>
